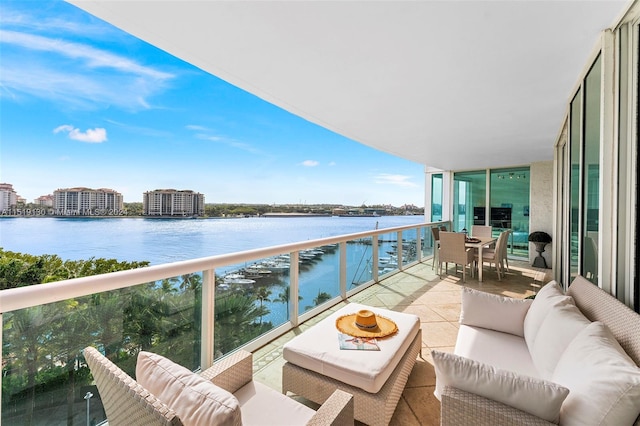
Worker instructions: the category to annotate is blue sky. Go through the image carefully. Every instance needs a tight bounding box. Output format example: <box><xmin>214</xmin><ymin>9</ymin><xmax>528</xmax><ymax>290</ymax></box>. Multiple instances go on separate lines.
<box><xmin>0</xmin><ymin>0</ymin><xmax>424</xmax><ymax>207</ymax></box>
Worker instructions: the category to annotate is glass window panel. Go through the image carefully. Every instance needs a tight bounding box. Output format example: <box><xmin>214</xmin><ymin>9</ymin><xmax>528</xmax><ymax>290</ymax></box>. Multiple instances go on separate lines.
<box><xmin>431</xmin><ymin>173</ymin><xmax>443</xmax><ymax>222</ymax></box>
<box><xmin>582</xmin><ymin>55</ymin><xmax>601</xmax><ymax>283</ymax></box>
<box><xmin>569</xmin><ymin>89</ymin><xmax>582</xmax><ymax>281</ymax></box>
<box><xmin>453</xmin><ymin>171</ymin><xmax>486</xmax><ymax>233</ymax></box>
<box><xmin>490</xmin><ymin>168</ymin><xmax>530</xmax><ymax>258</ymax></box>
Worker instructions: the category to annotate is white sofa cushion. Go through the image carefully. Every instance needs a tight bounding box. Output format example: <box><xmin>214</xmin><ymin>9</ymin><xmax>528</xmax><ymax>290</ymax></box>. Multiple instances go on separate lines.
<box><xmin>524</xmin><ymin>281</ymin><xmax>574</xmax><ymax>349</ymax></box>
<box><xmin>235</xmin><ymin>380</ymin><xmax>315</xmax><ymax>425</ymax></box>
<box><xmin>529</xmin><ymin>303</ymin><xmax>591</xmax><ymax>379</ymax></box>
<box><xmin>283</xmin><ymin>303</ymin><xmax>420</xmax><ymax>393</ymax></box>
<box><xmin>432</xmin><ymin>350</ymin><xmax>569</xmax><ymax>423</ymax></box>
<box><xmin>136</xmin><ymin>351</ymin><xmax>242</xmax><ymax>426</ymax></box>
<box><xmin>454</xmin><ymin>325</ymin><xmax>540</xmax><ymax>378</ymax></box>
<box><xmin>552</xmin><ymin>321</ymin><xmax>640</xmax><ymax>426</ymax></box>
<box><xmin>460</xmin><ymin>287</ymin><xmax>532</xmax><ymax>337</ymax></box>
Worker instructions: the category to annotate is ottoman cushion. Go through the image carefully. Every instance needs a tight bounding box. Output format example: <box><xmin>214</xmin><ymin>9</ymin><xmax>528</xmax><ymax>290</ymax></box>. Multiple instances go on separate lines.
<box><xmin>283</xmin><ymin>303</ymin><xmax>420</xmax><ymax>393</ymax></box>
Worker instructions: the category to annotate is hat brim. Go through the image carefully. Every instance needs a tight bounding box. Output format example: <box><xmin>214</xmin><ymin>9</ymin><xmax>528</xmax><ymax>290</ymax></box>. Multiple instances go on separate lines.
<box><xmin>336</xmin><ymin>313</ymin><xmax>398</xmax><ymax>338</ymax></box>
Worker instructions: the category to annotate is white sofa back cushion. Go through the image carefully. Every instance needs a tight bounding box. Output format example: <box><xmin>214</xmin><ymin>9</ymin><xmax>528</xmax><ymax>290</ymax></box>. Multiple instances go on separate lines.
<box><xmin>524</xmin><ymin>281</ymin><xmax>574</xmax><ymax>349</ymax></box>
<box><xmin>459</xmin><ymin>287</ymin><xmax>532</xmax><ymax>337</ymax></box>
<box><xmin>529</xmin><ymin>303</ymin><xmax>591</xmax><ymax>379</ymax></box>
<box><xmin>552</xmin><ymin>321</ymin><xmax>640</xmax><ymax>426</ymax></box>
<box><xmin>136</xmin><ymin>351</ymin><xmax>243</xmax><ymax>426</ymax></box>
<box><xmin>432</xmin><ymin>350</ymin><xmax>569</xmax><ymax>423</ymax></box>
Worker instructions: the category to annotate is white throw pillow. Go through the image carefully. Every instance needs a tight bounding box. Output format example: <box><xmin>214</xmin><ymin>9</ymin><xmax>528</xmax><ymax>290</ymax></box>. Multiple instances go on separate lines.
<box><xmin>529</xmin><ymin>303</ymin><xmax>591</xmax><ymax>379</ymax></box>
<box><xmin>459</xmin><ymin>287</ymin><xmax>532</xmax><ymax>337</ymax></box>
<box><xmin>552</xmin><ymin>321</ymin><xmax>640</xmax><ymax>426</ymax></box>
<box><xmin>136</xmin><ymin>351</ymin><xmax>242</xmax><ymax>426</ymax></box>
<box><xmin>523</xmin><ymin>281</ymin><xmax>574</xmax><ymax>349</ymax></box>
<box><xmin>432</xmin><ymin>350</ymin><xmax>569</xmax><ymax>423</ymax></box>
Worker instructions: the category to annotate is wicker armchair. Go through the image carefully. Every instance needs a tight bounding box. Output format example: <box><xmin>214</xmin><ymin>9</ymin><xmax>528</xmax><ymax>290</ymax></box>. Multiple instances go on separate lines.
<box><xmin>84</xmin><ymin>347</ymin><xmax>354</xmax><ymax>426</ymax></box>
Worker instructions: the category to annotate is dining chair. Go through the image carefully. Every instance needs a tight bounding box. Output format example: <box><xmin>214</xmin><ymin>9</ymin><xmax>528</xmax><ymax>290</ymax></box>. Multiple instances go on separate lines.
<box><xmin>471</xmin><ymin>225</ymin><xmax>495</xmax><ymax>250</ymax></box>
<box><xmin>471</xmin><ymin>225</ymin><xmax>492</xmax><ymax>239</ymax></box>
<box><xmin>438</xmin><ymin>231</ymin><xmax>474</xmax><ymax>282</ymax></box>
<box><xmin>431</xmin><ymin>226</ymin><xmax>440</xmax><ymax>269</ymax></box>
<box><xmin>474</xmin><ymin>230</ymin><xmax>508</xmax><ymax>280</ymax></box>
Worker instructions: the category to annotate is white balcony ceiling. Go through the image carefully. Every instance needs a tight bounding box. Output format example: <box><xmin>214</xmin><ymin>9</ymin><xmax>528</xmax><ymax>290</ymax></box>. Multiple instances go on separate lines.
<box><xmin>68</xmin><ymin>0</ymin><xmax>628</xmax><ymax>171</ymax></box>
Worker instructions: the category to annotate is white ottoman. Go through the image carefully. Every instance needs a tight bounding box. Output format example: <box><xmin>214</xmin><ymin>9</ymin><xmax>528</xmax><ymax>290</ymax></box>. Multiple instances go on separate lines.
<box><xmin>283</xmin><ymin>303</ymin><xmax>422</xmax><ymax>425</ymax></box>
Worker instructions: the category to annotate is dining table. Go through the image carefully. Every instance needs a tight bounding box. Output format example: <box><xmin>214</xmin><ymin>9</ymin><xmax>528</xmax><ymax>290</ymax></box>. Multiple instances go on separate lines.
<box><xmin>465</xmin><ymin>235</ymin><xmax>498</xmax><ymax>282</ymax></box>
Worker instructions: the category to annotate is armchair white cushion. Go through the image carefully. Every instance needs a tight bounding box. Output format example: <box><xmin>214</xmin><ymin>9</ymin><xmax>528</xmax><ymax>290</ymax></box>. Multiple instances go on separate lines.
<box><xmin>136</xmin><ymin>351</ymin><xmax>242</xmax><ymax>426</ymax></box>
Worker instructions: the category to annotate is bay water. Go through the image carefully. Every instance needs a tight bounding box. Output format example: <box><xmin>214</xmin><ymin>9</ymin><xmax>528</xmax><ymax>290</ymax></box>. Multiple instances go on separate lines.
<box><xmin>0</xmin><ymin>215</ymin><xmax>425</xmax><ymax>324</ymax></box>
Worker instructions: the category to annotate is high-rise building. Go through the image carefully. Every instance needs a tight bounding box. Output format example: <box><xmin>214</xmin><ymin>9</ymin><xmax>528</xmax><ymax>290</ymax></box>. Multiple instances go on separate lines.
<box><xmin>143</xmin><ymin>189</ymin><xmax>205</xmax><ymax>217</ymax></box>
<box><xmin>0</xmin><ymin>183</ymin><xmax>18</xmax><ymax>210</ymax></box>
<box><xmin>34</xmin><ymin>195</ymin><xmax>54</xmax><ymax>207</ymax></box>
<box><xmin>53</xmin><ymin>187</ymin><xmax>123</xmax><ymax>215</ymax></box>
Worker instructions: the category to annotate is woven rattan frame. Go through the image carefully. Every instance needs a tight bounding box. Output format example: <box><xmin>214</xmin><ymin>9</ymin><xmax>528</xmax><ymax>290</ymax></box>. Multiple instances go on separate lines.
<box><xmin>283</xmin><ymin>328</ymin><xmax>422</xmax><ymax>426</ymax></box>
<box><xmin>440</xmin><ymin>275</ymin><xmax>640</xmax><ymax>426</ymax></box>
<box><xmin>567</xmin><ymin>275</ymin><xmax>640</xmax><ymax>366</ymax></box>
<box><xmin>84</xmin><ymin>347</ymin><xmax>182</xmax><ymax>426</ymax></box>
<box><xmin>441</xmin><ymin>386</ymin><xmax>554</xmax><ymax>426</ymax></box>
<box><xmin>87</xmin><ymin>347</ymin><xmax>353</xmax><ymax>426</ymax></box>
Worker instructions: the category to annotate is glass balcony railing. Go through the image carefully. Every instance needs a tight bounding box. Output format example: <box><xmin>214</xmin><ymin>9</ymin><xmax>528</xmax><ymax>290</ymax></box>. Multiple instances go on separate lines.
<box><xmin>0</xmin><ymin>221</ymin><xmax>443</xmax><ymax>425</ymax></box>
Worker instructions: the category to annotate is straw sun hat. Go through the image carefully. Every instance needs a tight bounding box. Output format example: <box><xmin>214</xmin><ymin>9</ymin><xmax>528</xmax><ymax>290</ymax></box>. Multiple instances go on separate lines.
<box><xmin>336</xmin><ymin>309</ymin><xmax>398</xmax><ymax>338</ymax></box>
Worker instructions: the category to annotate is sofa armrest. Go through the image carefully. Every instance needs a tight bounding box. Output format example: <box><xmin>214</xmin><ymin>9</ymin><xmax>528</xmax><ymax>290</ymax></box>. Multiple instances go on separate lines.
<box><xmin>441</xmin><ymin>386</ymin><xmax>555</xmax><ymax>426</ymax></box>
<box><xmin>200</xmin><ymin>350</ymin><xmax>253</xmax><ymax>394</ymax></box>
<box><xmin>306</xmin><ymin>389</ymin><xmax>354</xmax><ymax>426</ymax></box>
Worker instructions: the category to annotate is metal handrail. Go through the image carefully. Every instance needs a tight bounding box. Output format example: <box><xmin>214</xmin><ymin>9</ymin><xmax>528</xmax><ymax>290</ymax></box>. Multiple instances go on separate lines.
<box><xmin>0</xmin><ymin>221</ymin><xmax>433</xmax><ymax>313</ymax></box>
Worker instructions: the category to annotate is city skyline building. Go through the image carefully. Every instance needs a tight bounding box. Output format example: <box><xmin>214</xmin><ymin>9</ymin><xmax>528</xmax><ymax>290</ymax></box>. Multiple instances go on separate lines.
<box><xmin>0</xmin><ymin>183</ymin><xmax>18</xmax><ymax>210</ymax></box>
<box><xmin>53</xmin><ymin>187</ymin><xmax>124</xmax><ymax>215</ymax></box>
<box><xmin>143</xmin><ymin>189</ymin><xmax>205</xmax><ymax>217</ymax></box>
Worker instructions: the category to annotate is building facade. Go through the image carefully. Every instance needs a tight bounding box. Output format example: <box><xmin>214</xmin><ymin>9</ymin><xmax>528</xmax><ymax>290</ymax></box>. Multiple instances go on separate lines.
<box><xmin>143</xmin><ymin>189</ymin><xmax>205</xmax><ymax>217</ymax></box>
<box><xmin>53</xmin><ymin>187</ymin><xmax>124</xmax><ymax>215</ymax></box>
<box><xmin>0</xmin><ymin>183</ymin><xmax>18</xmax><ymax>210</ymax></box>
<box><xmin>34</xmin><ymin>195</ymin><xmax>54</xmax><ymax>207</ymax></box>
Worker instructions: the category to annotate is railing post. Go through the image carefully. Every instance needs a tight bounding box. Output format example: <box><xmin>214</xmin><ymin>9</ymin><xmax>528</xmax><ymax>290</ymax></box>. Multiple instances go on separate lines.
<box><xmin>397</xmin><ymin>231</ymin><xmax>404</xmax><ymax>271</ymax></box>
<box><xmin>201</xmin><ymin>269</ymin><xmax>215</xmax><ymax>369</ymax></box>
<box><xmin>372</xmin><ymin>235</ymin><xmax>379</xmax><ymax>282</ymax></box>
<box><xmin>416</xmin><ymin>226</ymin><xmax>423</xmax><ymax>261</ymax></box>
<box><xmin>289</xmin><ymin>252</ymin><xmax>300</xmax><ymax>327</ymax></box>
<box><xmin>340</xmin><ymin>242</ymin><xmax>347</xmax><ymax>298</ymax></box>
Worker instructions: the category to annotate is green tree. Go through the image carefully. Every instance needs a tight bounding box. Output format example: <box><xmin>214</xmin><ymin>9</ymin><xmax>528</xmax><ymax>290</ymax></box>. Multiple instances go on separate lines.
<box><xmin>275</xmin><ymin>286</ymin><xmax>302</xmax><ymax>320</ymax></box>
<box><xmin>254</xmin><ymin>287</ymin><xmax>272</xmax><ymax>326</ymax></box>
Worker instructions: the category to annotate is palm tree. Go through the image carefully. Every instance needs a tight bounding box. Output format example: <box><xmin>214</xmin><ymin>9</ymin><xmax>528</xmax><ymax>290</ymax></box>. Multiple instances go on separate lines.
<box><xmin>276</xmin><ymin>286</ymin><xmax>302</xmax><ymax>320</ymax></box>
<box><xmin>254</xmin><ymin>287</ymin><xmax>272</xmax><ymax>326</ymax></box>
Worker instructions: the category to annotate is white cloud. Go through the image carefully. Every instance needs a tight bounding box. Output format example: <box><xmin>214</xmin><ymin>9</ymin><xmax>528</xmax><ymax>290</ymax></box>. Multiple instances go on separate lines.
<box><xmin>301</xmin><ymin>160</ymin><xmax>319</xmax><ymax>167</ymax></box>
<box><xmin>0</xmin><ymin>30</ymin><xmax>174</xmax><ymax>110</ymax></box>
<box><xmin>186</xmin><ymin>124</ymin><xmax>207</xmax><ymax>131</ymax></box>
<box><xmin>374</xmin><ymin>173</ymin><xmax>418</xmax><ymax>188</ymax></box>
<box><xmin>54</xmin><ymin>125</ymin><xmax>107</xmax><ymax>143</ymax></box>
<box><xmin>328</xmin><ymin>161</ymin><xmax>337</xmax><ymax>166</ymax></box>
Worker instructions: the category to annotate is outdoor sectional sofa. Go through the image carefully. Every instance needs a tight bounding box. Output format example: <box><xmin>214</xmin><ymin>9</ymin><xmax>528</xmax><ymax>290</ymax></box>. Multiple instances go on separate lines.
<box><xmin>433</xmin><ymin>275</ymin><xmax>640</xmax><ymax>426</ymax></box>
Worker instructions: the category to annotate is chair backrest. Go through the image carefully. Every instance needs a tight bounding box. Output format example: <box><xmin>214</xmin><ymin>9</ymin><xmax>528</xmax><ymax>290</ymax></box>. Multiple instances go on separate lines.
<box><xmin>471</xmin><ymin>225</ymin><xmax>492</xmax><ymax>238</ymax></box>
<box><xmin>500</xmin><ymin>229</ymin><xmax>512</xmax><ymax>257</ymax></box>
<box><xmin>494</xmin><ymin>231</ymin><xmax>508</xmax><ymax>261</ymax></box>
<box><xmin>84</xmin><ymin>347</ymin><xmax>182</xmax><ymax>426</ymax></box>
<box><xmin>438</xmin><ymin>232</ymin><xmax>469</xmax><ymax>265</ymax></box>
<box><xmin>431</xmin><ymin>226</ymin><xmax>440</xmax><ymax>241</ymax></box>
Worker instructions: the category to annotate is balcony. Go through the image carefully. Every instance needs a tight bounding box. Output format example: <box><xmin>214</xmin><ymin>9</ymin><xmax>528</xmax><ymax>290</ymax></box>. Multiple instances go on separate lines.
<box><xmin>0</xmin><ymin>222</ymin><xmax>548</xmax><ymax>425</ymax></box>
